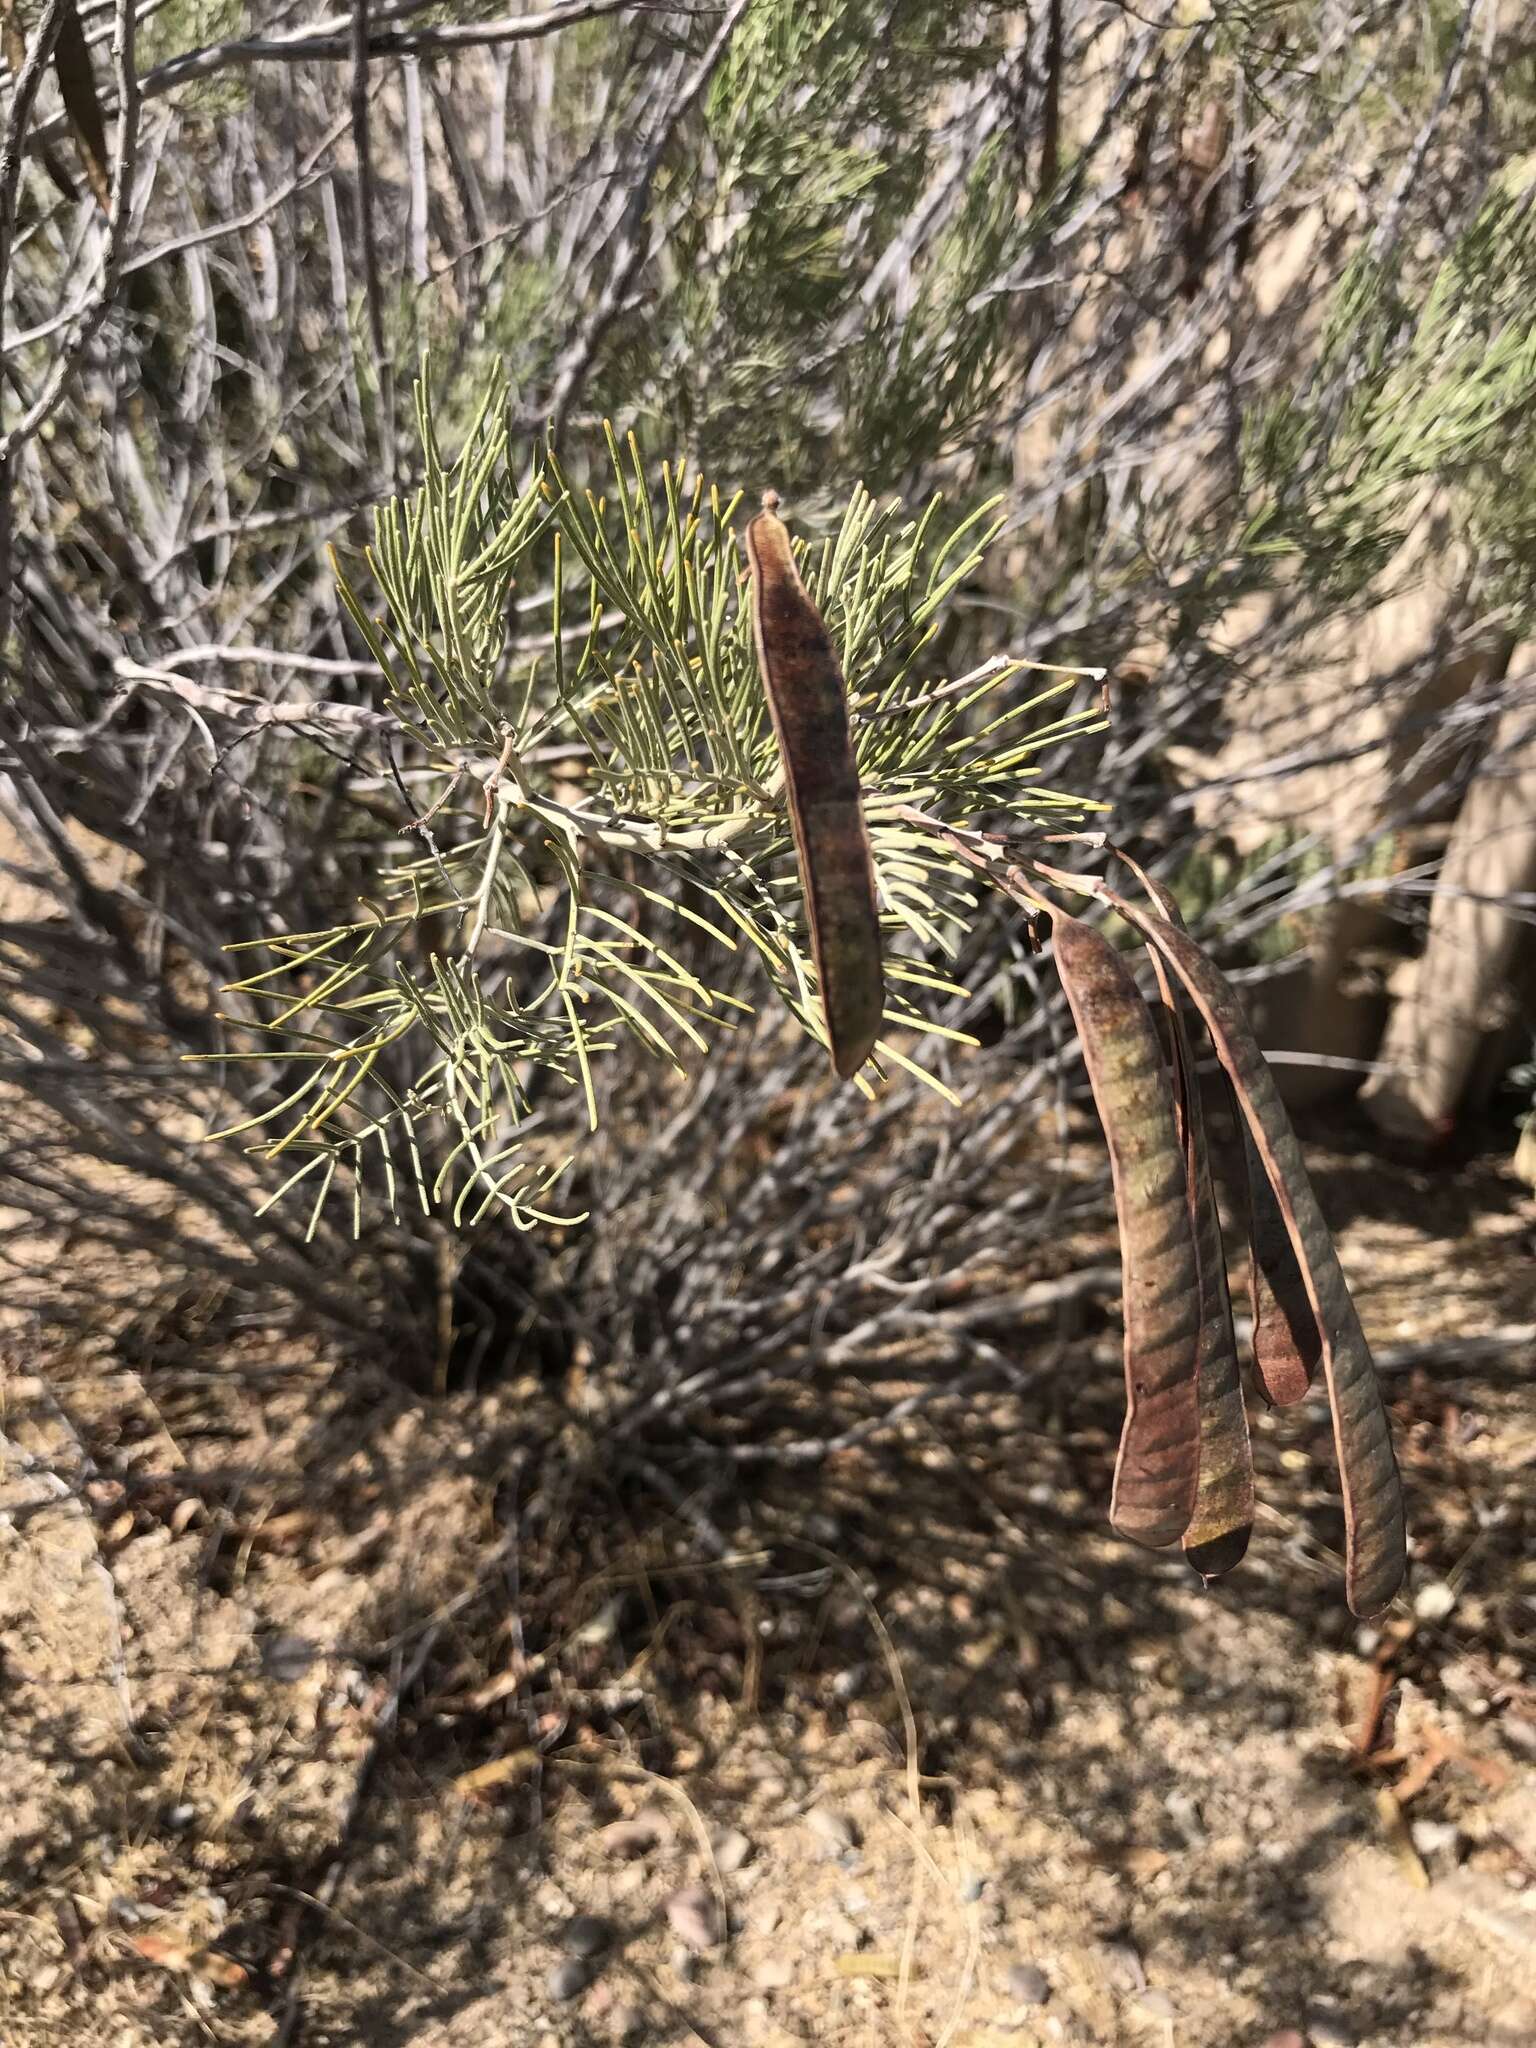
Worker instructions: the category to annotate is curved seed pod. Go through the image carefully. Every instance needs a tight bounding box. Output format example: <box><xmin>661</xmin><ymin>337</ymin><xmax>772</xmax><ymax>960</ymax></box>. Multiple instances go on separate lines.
<box><xmin>745</xmin><ymin>493</ymin><xmax>883</xmax><ymax>1079</ymax></box>
<box><xmin>1180</xmin><ymin>1090</ymin><xmax>1255</xmax><ymax>1582</ymax></box>
<box><xmin>1117</xmin><ymin>865</ymin><xmax>1253</xmax><ymax>1580</ymax></box>
<box><xmin>1068</xmin><ymin>881</ymin><xmax>1405</xmax><ymax>1618</ymax></box>
<box><xmin>55</xmin><ymin>0</ymin><xmax>111</xmax><ymax>215</ymax></box>
<box><xmin>1052</xmin><ymin>914</ymin><xmax>1201</xmax><ymax>1549</ymax></box>
<box><xmin>1242</xmin><ymin>1124</ymin><xmax>1320</xmax><ymax>1406</ymax></box>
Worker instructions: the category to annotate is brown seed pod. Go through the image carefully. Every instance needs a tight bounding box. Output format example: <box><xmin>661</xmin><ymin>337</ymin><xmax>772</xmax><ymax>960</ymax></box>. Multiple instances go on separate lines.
<box><xmin>1116</xmin><ymin>862</ymin><xmax>1253</xmax><ymax>1581</ymax></box>
<box><xmin>1241</xmin><ymin>1122</ymin><xmax>1321</xmax><ymax>1406</ymax></box>
<box><xmin>54</xmin><ymin>0</ymin><xmax>111</xmax><ymax>215</ymax></box>
<box><xmin>1051</xmin><ymin>914</ymin><xmax>1201</xmax><ymax>1549</ymax></box>
<box><xmin>1058</xmin><ymin>878</ymin><xmax>1406</xmax><ymax>1619</ymax></box>
<box><xmin>745</xmin><ymin>492</ymin><xmax>883</xmax><ymax>1079</ymax></box>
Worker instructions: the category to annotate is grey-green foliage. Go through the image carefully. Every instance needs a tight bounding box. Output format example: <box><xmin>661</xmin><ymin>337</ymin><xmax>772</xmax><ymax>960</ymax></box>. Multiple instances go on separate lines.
<box><xmin>618</xmin><ymin>0</ymin><xmax>1034</xmax><ymax>490</ymax></box>
<box><xmin>1242</xmin><ymin>165</ymin><xmax>1536</xmax><ymax>609</ymax></box>
<box><xmin>208</xmin><ymin>371</ymin><xmax>1104</xmax><ymax>1236</ymax></box>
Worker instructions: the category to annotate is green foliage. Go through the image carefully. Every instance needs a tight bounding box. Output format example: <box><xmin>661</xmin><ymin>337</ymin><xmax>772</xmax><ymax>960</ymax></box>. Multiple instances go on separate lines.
<box><xmin>206</xmin><ymin>370</ymin><xmax>1104</xmax><ymax>1234</ymax></box>
<box><xmin>631</xmin><ymin>0</ymin><xmax>1036</xmax><ymax>489</ymax></box>
<box><xmin>1241</xmin><ymin>172</ymin><xmax>1536</xmax><ymax>612</ymax></box>
<box><xmin>141</xmin><ymin>0</ymin><xmax>251</xmax><ymax>117</ymax></box>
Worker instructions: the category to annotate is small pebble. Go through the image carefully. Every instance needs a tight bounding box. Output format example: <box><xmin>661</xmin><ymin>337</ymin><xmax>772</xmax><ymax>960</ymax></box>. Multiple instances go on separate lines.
<box><xmin>1099</xmin><ymin>1941</ymin><xmax>1147</xmax><ymax>1994</ymax></box>
<box><xmin>711</xmin><ymin>1826</ymin><xmax>753</xmax><ymax>1874</ymax></box>
<box><xmin>1137</xmin><ymin>1990</ymin><xmax>1177</xmax><ymax>2020</ymax></box>
<box><xmin>831</xmin><ymin>1665</ymin><xmax>867</xmax><ymax>1701</ymax></box>
<box><xmin>546</xmin><ymin>1959</ymin><xmax>590</xmax><ymax>2001</ymax></box>
<box><xmin>818</xmin><ymin>1907</ymin><xmax>863</xmax><ymax>1952</ymax></box>
<box><xmin>754</xmin><ymin>1956</ymin><xmax>795</xmax><ymax>1990</ymax></box>
<box><xmin>806</xmin><ymin>1808</ymin><xmax>858</xmax><ymax>1856</ymax></box>
<box><xmin>959</xmin><ymin>1873</ymin><xmax>986</xmax><ymax>1903</ymax></box>
<box><xmin>1409</xmin><ymin>1819</ymin><xmax>1459</xmax><ymax>1859</ymax></box>
<box><xmin>1414</xmin><ymin>1580</ymin><xmax>1457</xmax><ymax>1623</ymax></box>
<box><xmin>601</xmin><ymin>1818</ymin><xmax>661</xmax><ymax>1859</ymax></box>
<box><xmin>1165</xmin><ymin>1789</ymin><xmax>1204</xmax><ymax>1845</ymax></box>
<box><xmin>1005</xmin><ymin>1963</ymin><xmax>1050</xmax><ymax>2006</ymax></box>
<box><xmin>666</xmin><ymin>1885</ymin><xmax>722</xmax><ymax>1951</ymax></box>
<box><xmin>261</xmin><ymin>1633</ymin><xmax>318</xmax><ymax>1684</ymax></box>
<box><xmin>562</xmin><ymin>1914</ymin><xmax>610</xmax><ymax>1959</ymax></box>
<box><xmin>748</xmin><ymin>1897</ymin><xmax>782</xmax><ymax>1936</ymax></box>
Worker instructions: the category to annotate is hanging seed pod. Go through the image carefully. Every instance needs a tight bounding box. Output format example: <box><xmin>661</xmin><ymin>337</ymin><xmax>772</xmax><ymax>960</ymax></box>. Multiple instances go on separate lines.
<box><xmin>745</xmin><ymin>493</ymin><xmax>883</xmax><ymax>1079</ymax></box>
<box><xmin>54</xmin><ymin>0</ymin><xmax>111</xmax><ymax>215</ymax></box>
<box><xmin>1051</xmin><ymin>914</ymin><xmax>1201</xmax><ymax>1549</ymax></box>
<box><xmin>1054</xmin><ymin>878</ymin><xmax>1406</xmax><ymax>1619</ymax></box>
<box><xmin>1241</xmin><ymin>1123</ymin><xmax>1321</xmax><ymax>1406</ymax></box>
<box><xmin>1116</xmin><ymin>863</ymin><xmax>1253</xmax><ymax>1581</ymax></box>
<box><xmin>1120</xmin><ymin>863</ymin><xmax>1315</xmax><ymax>1407</ymax></box>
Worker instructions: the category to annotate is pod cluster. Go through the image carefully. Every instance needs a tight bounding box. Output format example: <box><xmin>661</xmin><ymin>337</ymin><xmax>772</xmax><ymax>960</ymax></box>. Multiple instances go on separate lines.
<box><xmin>746</xmin><ymin>494</ymin><xmax>1405</xmax><ymax>1620</ymax></box>
<box><xmin>1049</xmin><ymin>870</ymin><xmax>1406</xmax><ymax>1620</ymax></box>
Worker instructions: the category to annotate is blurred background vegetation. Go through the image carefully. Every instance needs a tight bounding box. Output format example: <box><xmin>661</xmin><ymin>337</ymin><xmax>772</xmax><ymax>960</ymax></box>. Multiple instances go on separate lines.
<box><xmin>3</xmin><ymin>0</ymin><xmax>1531</xmax><ymax>1383</ymax></box>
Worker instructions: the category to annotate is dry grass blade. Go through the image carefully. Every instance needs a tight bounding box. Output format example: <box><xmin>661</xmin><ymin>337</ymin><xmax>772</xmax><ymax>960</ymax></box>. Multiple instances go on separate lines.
<box><xmin>1051</xmin><ymin>914</ymin><xmax>1201</xmax><ymax>1549</ymax></box>
<box><xmin>53</xmin><ymin>0</ymin><xmax>111</xmax><ymax>213</ymax></box>
<box><xmin>1048</xmin><ymin>872</ymin><xmax>1406</xmax><ymax>1618</ymax></box>
<box><xmin>1119</xmin><ymin>865</ymin><xmax>1253</xmax><ymax>1581</ymax></box>
<box><xmin>745</xmin><ymin>491</ymin><xmax>883</xmax><ymax>1078</ymax></box>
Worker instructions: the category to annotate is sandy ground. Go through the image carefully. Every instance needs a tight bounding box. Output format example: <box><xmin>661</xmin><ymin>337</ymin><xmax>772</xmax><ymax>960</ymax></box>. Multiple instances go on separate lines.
<box><xmin>2</xmin><ymin>1138</ymin><xmax>1535</xmax><ymax>2048</ymax></box>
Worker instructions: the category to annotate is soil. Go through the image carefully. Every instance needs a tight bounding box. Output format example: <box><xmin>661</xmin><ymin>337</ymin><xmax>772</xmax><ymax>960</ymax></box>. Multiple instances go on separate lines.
<box><xmin>3</xmin><ymin>1139</ymin><xmax>1535</xmax><ymax>2048</ymax></box>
